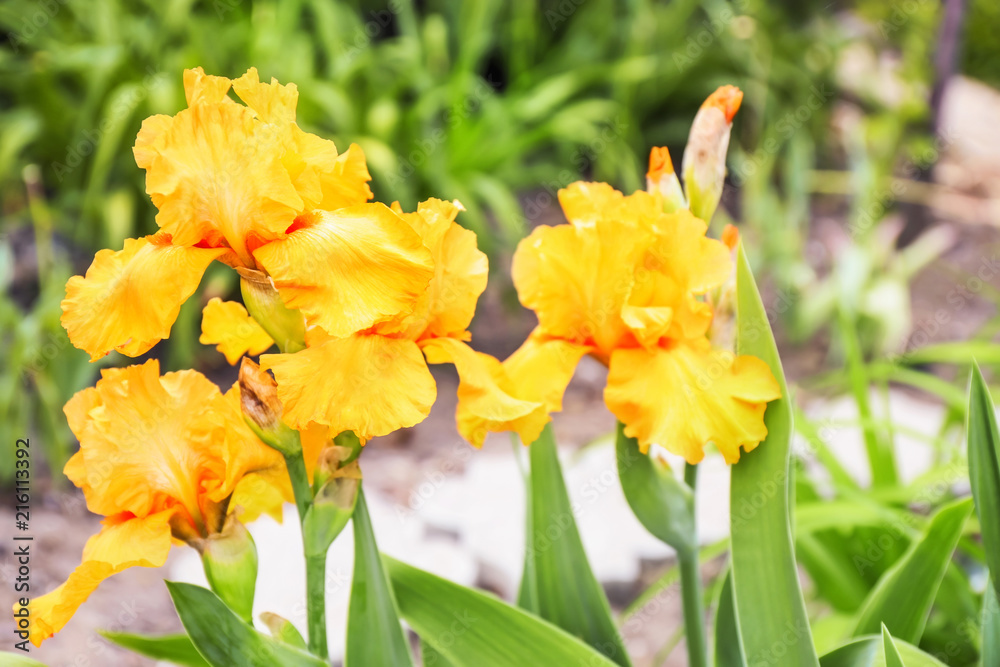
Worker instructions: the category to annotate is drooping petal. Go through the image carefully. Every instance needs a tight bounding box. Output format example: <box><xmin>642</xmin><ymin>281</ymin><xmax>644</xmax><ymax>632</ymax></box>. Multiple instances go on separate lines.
<box><xmin>254</xmin><ymin>204</ymin><xmax>433</xmax><ymax>338</ymax></box>
<box><xmin>199</xmin><ymin>298</ymin><xmax>275</xmax><ymax>365</ymax></box>
<box><xmin>135</xmin><ymin>100</ymin><xmax>304</xmax><ymax>265</ymax></box>
<box><xmin>380</xmin><ymin>199</ymin><xmax>487</xmax><ymax>340</ymax></box>
<box><xmin>431</xmin><ymin>333</ymin><xmax>591</xmax><ymax>446</ymax></box>
<box><xmin>61</xmin><ymin>234</ymin><xmax>226</xmax><ymax>361</ymax></box>
<box><xmin>419</xmin><ymin>337</ymin><xmax>540</xmax><ymax>447</ymax></box>
<box><xmin>503</xmin><ymin>333</ymin><xmax>592</xmax><ymax>415</ymax></box>
<box><xmin>261</xmin><ymin>334</ymin><xmax>436</xmax><ymax>440</ymax></box>
<box><xmin>511</xmin><ymin>216</ymin><xmax>645</xmax><ymax>358</ymax></box>
<box><xmin>24</xmin><ymin>510</ymin><xmax>174</xmax><ymax>646</ymax></box>
<box><xmin>604</xmin><ymin>341</ymin><xmax>781</xmax><ymax>464</ymax></box>
<box><xmin>69</xmin><ymin>360</ymin><xmax>226</xmax><ymax>525</ymax></box>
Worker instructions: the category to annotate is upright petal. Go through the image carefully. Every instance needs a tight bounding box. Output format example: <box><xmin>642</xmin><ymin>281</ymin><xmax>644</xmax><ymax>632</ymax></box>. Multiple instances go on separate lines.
<box><xmin>420</xmin><ymin>337</ymin><xmax>540</xmax><ymax>447</ymax></box>
<box><xmin>557</xmin><ymin>181</ymin><xmax>625</xmax><ymax>227</ymax></box>
<box><xmin>24</xmin><ymin>511</ymin><xmax>174</xmax><ymax>646</ymax></box>
<box><xmin>254</xmin><ymin>204</ymin><xmax>433</xmax><ymax>338</ymax></box>
<box><xmin>232</xmin><ymin>67</ymin><xmax>298</xmax><ymax>124</ymax></box>
<box><xmin>626</xmin><ymin>209</ymin><xmax>731</xmax><ymax>342</ymax></box>
<box><xmin>199</xmin><ymin>298</ymin><xmax>275</xmax><ymax>365</ymax></box>
<box><xmin>61</xmin><ymin>234</ymin><xmax>226</xmax><ymax>361</ymax></box>
<box><xmin>183</xmin><ymin>67</ymin><xmax>234</xmax><ymax>106</ymax></box>
<box><xmin>312</xmin><ymin>142</ymin><xmax>374</xmax><ymax>211</ymax></box>
<box><xmin>262</xmin><ymin>334</ymin><xmax>436</xmax><ymax>440</ymax></box>
<box><xmin>512</xmin><ymin>218</ymin><xmax>644</xmax><ymax>358</ymax></box>
<box><xmin>604</xmin><ymin>341</ymin><xmax>781</xmax><ymax>464</ymax></box>
<box><xmin>136</xmin><ymin>101</ymin><xmax>304</xmax><ymax>265</ymax></box>
<box><xmin>231</xmin><ymin>68</ymin><xmax>372</xmax><ymax>211</ymax></box>
<box><xmin>380</xmin><ymin>199</ymin><xmax>487</xmax><ymax>340</ymax></box>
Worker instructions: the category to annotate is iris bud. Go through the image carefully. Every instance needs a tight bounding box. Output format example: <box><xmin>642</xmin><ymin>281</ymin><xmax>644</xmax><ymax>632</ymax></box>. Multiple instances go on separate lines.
<box><xmin>199</xmin><ymin>515</ymin><xmax>258</xmax><ymax>623</ymax></box>
<box><xmin>238</xmin><ymin>267</ymin><xmax>306</xmax><ymax>354</ymax></box>
<box><xmin>681</xmin><ymin>85</ymin><xmax>743</xmax><ymax>224</ymax></box>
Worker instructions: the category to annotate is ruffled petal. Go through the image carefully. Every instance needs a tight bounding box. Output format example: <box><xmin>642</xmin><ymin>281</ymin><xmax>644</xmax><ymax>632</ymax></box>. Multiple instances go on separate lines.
<box><xmin>626</xmin><ymin>209</ymin><xmax>731</xmax><ymax>341</ymax></box>
<box><xmin>183</xmin><ymin>67</ymin><xmax>233</xmax><ymax>106</ymax></box>
<box><xmin>61</xmin><ymin>234</ymin><xmax>225</xmax><ymax>361</ymax></box>
<box><xmin>199</xmin><ymin>298</ymin><xmax>275</xmax><ymax>365</ymax></box>
<box><xmin>313</xmin><ymin>142</ymin><xmax>374</xmax><ymax>211</ymax></box>
<box><xmin>24</xmin><ymin>510</ymin><xmax>174</xmax><ymax>646</ymax></box>
<box><xmin>503</xmin><ymin>333</ymin><xmax>592</xmax><ymax>414</ymax></box>
<box><xmin>420</xmin><ymin>337</ymin><xmax>540</xmax><ymax>447</ymax></box>
<box><xmin>69</xmin><ymin>360</ymin><xmax>226</xmax><ymax>524</ymax></box>
<box><xmin>231</xmin><ymin>68</ymin><xmax>372</xmax><ymax>211</ymax></box>
<box><xmin>254</xmin><ymin>204</ymin><xmax>433</xmax><ymax>338</ymax></box>
<box><xmin>512</xmin><ymin>218</ymin><xmax>645</xmax><ymax>357</ymax></box>
<box><xmin>620</xmin><ymin>305</ymin><xmax>674</xmax><ymax>349</ymax></box>
<box><xmin>136</xmin><ymin>100</ymin><xmax>303</xmax><ymax>265</ymax></box>
<box><xmin>133</xmin><ymin>114</ymin><xmax>174</xmax><ymax>171</ymax></box>
<box><xmin>557</xmin><ymin>181</ymin><xmax>625</xmax><ymax>226</ymax></box>
<box><xmin>261</xmin><ymin>334</ymin><xmax>436</xmax><ymax>440</ymax></box>
<box><xmin>231</xmin><ymin>67</ymin><xmax>298</xmax><ymax>124</ymax></box>
<box><xmin>604</xmin><ymin>342</ymin><xmax>781</xmax><ymax>464</ymax></box>
<box><xmin>379</xmin><ymin>199</ymin><xmax>487</xmax><ymax>340</ymax></box>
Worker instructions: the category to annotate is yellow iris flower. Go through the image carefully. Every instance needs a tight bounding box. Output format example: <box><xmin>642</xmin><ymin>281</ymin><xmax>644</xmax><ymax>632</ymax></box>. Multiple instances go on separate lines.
<box><xmin>20</xmin><ymin>359</ymin><xmax>324</xmax><ymax>646</ymax></box>
<box><xmin>257</xmin><ymin>198</ymin><xmax>540</xmax><ymax>443</ymax></box>
<box><xmin>62</xmin><ymin>67</ymin><xmax>433</xmax><ymax>361</ymax></box>
<box><xmin>460</xmin><ymin>174</ymin><xmax>781</xmax><ymax>464</ymax></box>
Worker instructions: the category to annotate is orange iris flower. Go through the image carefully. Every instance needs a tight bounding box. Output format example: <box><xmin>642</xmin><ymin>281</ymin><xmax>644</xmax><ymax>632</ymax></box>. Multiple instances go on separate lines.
<box><xmin>254</xmin><ymin>198</ymin><xmax>541</xmax><ymax>444</ymax></box>
<box><xmin>20</xmin><ymin>359</ymin><xmax>324</xmax><ymax>646</ymax></box>
<box><xmin>61</xmin><ymin>67</ymin><xmax>433</xmax><ymax>362</ymax></box>
<box><xmin>459</xmin><ymin>174</ymin><xmax>781</xmax><ymax>464</ymax></box>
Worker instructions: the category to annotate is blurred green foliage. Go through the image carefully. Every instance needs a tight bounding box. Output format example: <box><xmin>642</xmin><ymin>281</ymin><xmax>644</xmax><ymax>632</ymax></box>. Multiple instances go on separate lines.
<box><xmin>964</xmin><ymin>0</ymin><xmax>1000</xmax><ymax>89</ymax></box>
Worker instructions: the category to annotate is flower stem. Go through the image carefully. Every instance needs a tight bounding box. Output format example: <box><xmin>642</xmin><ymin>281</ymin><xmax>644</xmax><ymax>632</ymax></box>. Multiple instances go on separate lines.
<box><xmin>680</xmin><ymin>462</ymin><xmax>707</xmax><ymax>667</ymax></box>
<box><xmin>305</xmin><ymin>553</ymin><xmax>328</xmax><ymax>659</ymax></box>
<box><xmin>283</xmin><ymin>449</ymin><xmax>328</xmax><ymax>659</ymax></box>
<box><xmin>284</xmin><ymin>450</ymin><xmax>312</xmax><ymax>519</ymax></box>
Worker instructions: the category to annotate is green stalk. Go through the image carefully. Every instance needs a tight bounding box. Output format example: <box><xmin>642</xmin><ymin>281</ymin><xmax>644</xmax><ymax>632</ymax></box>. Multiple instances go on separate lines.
<box><xmin>239</xmin><ymin>280</ymin><xmax>326</xmax><ymax>656</ymax></box>
<box><xmin>305</xmin><ymin>554</ymin><xmax>328</xmax><ymax>660</ymax></box>
<box><xmin>284</xmin><ymin>449</ymin><xmax>312</xmax><ymax>520</ymax></box>
<box><xmin>679</xmin><ymin>463</ymin><xmax>707</xmax><ymax>667</ymax></box>
<box><xmin>283</xmin><ymin>449</ymin><xmax>327</xmax><ymax>659</ymax></box>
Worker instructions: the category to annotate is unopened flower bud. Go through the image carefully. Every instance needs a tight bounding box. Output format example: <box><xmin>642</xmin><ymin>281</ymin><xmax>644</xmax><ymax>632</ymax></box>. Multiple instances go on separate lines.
<box><xmin>238</xmin><ymin>267</ymin><xmax>306</xmax><ymax>354</ymax></box>
<box><xmin>239</xmin><ymin>357</ymin><xmax>301</xmax><ymax>456</ymax></box>
<box><xmin>303</xmin><ymin>435</ymin><xmax>362</xmax><ymax>558</ymax></box>
<box><xmin>681</xmin><ymin>85</ymin><xmax>743</xmax><ymax>224</ymax></box>
<box><xmin>646</xmin><ymin>147</ymin><xmax>687</xmax><ymax>213</ymax></box>
<box><xmin>199</xmin><ymin>515</ymin><xmax>258</xmax><ymax>623</ymax></box>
